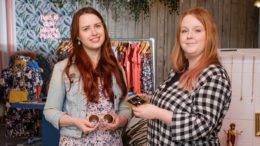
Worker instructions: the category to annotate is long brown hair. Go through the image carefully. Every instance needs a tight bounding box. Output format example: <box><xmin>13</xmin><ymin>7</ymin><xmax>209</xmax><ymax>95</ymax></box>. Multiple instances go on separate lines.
<box><xmin>171</xmin><ymin>7</ymin><xmax>220</xmax><ymax>90</ymax></box>
<box><xmin>65</xmin><ymin>7</ymin><xmax>127</xmax><ymax>102</ymax></box>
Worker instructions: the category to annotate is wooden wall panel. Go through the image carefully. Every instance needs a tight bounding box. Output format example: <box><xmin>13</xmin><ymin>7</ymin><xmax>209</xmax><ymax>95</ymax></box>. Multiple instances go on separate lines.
<box><xmin>196</xmin><ymin>0</ymin><xmax>206</xmax><ymax>8</ymax></box>
<box><xmin>238</xmin><ymin>0</ymin><xmax>246</xmax><ymax>48</ymax></box>
<box><xmin>217</xmin><ymin>0</ymin><xmax>223</xmax><ymax>46</ymax></box>
<box><xmin>127</xmin><ymin>14</ymin><xmax>135</xmax><ymax>38</ymax></box>
<box><xmin>164</xmin><ymin>6</ymin><xmax>175</xmax><ymax>80</ymax></box>
<box><xmin>230</xmin><ymin>0</ymin><xmax>239</xmax><ymax>47</ymax></box>
<box><xmin>246</xmin><ymin>0</ymin><xmax>259</xmax><ymax>48</ymax></box>
<box><xmin>222</xmin><ymin>0</ymin><xmax>231</xmax><ymax>47</ymax></box>
<box><xmin>156</xmin><ymin>1</ymin><xmax>166</xmax><ymax>84</ymax></box>
<box><xmin>149</xmin><ymin>1</ymin><xmax>159</xmax><ymax>83</ymax></box>
<box><xmin>181</xmin><ymin>0</ymin><xmax>191</xmax><ymax>11</ymax></box>
<box><xmin>142</xmin><ymin>14</ymin><xmax>150</xmax><ymax>38</ymax></box>
<box><xmin>93</xmin><ymin>0</ymin><xmax>259</xmax><ymax>85</ymax></box>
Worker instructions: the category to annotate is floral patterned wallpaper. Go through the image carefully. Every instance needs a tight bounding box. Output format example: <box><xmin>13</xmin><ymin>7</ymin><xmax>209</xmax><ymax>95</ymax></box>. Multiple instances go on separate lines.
<box><xmin>15</xmin><ymin>0</ymin><xmax>79</xmax><ymax>64</ymax></box>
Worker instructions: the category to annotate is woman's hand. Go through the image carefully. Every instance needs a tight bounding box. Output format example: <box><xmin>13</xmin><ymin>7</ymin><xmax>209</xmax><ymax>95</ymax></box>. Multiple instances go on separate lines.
<box><xmin>132</xmin><ymin>104</ymin><xmax>173</xmax><ymax>125</ymax></box>
<box><xmin>138</xmin><ymin>94</ymin><xmax>152</xmax><ymax>102</ymax></box>
<box><xmin>101</xmin><ymin>113</ymin><xmax>127</xmax><ymax>131</ymax></box>
<box><xmin>73</xmin><ymin>118</ymin><xmax>97</xmax><ymax>134</ymax></box>
<box><xmin>132</xmin><ymin>104</ymin><xmax>158</xmax><ymax>120</ymax></box>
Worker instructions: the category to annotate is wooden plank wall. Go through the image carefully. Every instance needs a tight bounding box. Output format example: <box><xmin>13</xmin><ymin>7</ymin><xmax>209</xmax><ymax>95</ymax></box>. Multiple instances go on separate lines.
<box><xmin>94</xmin><ymin>0</ymin><xmax>259</xmax><ymax>85</ymax></box>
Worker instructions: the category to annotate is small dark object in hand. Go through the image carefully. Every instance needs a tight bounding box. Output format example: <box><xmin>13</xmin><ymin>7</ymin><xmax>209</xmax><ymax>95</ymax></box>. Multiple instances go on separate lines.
<box><xmin>127</xmin><ymin>95</ymin><xmax>146</xmax><ymax>106</ymax></box>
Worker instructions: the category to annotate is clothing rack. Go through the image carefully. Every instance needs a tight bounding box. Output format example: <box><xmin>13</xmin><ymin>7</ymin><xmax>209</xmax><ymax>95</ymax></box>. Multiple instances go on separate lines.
<box><xmin>111</xmin><ymin>38</ymin><xmax>156</xmax><ymax>92</ymax></box>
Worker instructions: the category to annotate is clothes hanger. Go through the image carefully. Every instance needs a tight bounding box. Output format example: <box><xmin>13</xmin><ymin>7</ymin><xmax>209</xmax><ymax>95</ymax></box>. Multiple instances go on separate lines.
<box><xmin>115</xmin><ymin>42</ymin><xmax>121</xmax><ymax>52</ymax></box>
<box><xmin>138</xmin><ymin>41</ymin><xmax>146</xmax><ymax>54</ymax></box>
<box><xmin>111</xmin><ymin>40</ymin><xmax>119</xmax><ymax>47</ymax></box>
<box><xmin>142</xmin><ymin>42</ymin><xmax>151</xmax><ymax>54</ymax></box>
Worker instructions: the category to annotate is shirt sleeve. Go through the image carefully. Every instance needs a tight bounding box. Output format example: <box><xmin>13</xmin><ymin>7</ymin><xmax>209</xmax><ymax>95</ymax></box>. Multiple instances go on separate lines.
<box><xmin>170</xmin><ymin>74</ymin><xmax>231</xmax><ymax>141</ymax></box>
<box><xmin>43</xmin><ymin>63</ymin><xmax>66</xmax><ymax>129</ymax></box>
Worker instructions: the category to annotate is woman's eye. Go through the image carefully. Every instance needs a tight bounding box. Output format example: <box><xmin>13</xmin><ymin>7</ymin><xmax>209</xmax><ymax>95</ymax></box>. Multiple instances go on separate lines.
<box><xmin>83</xmin><ymin>27</ymin><xmax>90</xmax><ymax>31</ymax></box>
<box><xmin>195</xmin><ymin>29</ymin><xmax>202</xmax><ymax>33</ymax></box>
<box><xmin>95</xmin><ymin>24</ymin><xmax>102</xmax><ymax>28</ymax></box>
<box><xmin>181</xmin><ymin>30</ymin><xmax>187</xmax><ymax>33</ymax></box>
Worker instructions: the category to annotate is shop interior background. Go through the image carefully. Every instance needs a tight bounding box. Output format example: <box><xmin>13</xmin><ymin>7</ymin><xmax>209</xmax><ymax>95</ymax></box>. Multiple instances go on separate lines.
<box><xmin>0</xmin><ymin>0</ymin><xmax>260</xmax><ymax>146</ymax></box>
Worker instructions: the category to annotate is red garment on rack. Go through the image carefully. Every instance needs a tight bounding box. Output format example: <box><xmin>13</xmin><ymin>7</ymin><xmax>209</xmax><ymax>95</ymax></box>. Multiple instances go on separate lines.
<box><xmin>131</xmin><ymin>43</ymin><xmax>141</xmax><ymax>94</ymax></box>
<box><xmin>123</xmin><ymin>44</ymin><xmax>134</xmax><ymax>91</ymax></box>
<box><xmin>117</xmin><ymin>42</ymin><xmax>146</xmax><ymax>93</ymax></box>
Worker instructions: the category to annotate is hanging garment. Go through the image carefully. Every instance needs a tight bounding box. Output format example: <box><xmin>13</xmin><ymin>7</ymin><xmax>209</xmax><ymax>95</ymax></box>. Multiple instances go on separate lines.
<box><xmin>141</xmin><ymin>53</ymin><xmax>153</xmax><ymax>94</ymax></box>
<box><xmin>9</xmin><ymin>53</ymin><xmax>43</xmax><ymax>100</ymax></box>
<box><xmin>113</xmin><ymin>41</ymin><xmax>154</xmax><ymax>94</ymax></box>
<box><xmin>35</xmin><ymin>54</ymin><xmax>52</xmax><ymax>98</ymax></box>
<box><xmin>23</xmin><ymin>64</ymin><xmax>43</xmax><ymax>100</ymax></box>
<box><xmin>0</xmin><ymin>69</ymin><xmax>13</xmax><ymax>100</ymax></box>
<box><xmin>121</xmin><ymin>43</ymin><xmax>134</xmax><ymax>91</ymax></box>
<box><xmin>112</xmin><ymin>46</ymin><xmax>119</xmax><ymax>60</ymax></box>
<box><xmin>5</xmin><ymin>108</ymin><xmax>41</xmax><ymax>139</ymax></box>
<box><xmin>131</xmin><ymin>43</ymin><xmax>142</xmax><ymax>94</ymax></box>
<box><xmin>3</xmin><ymin>52</ymin><xmax>43</xmax><ymax>139</ymax></box>
<box><xmin>55</xmin><ymin>40</ymin><xmax>72</xmax><ymax>62</ymax></box>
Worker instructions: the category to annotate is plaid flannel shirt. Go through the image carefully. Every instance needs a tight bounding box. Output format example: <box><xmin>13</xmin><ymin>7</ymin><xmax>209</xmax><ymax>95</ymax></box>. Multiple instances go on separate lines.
<box><xmin>148</xmin><ymin>64</ymin><xmax>231</xmax><ymax>146</ymax></box>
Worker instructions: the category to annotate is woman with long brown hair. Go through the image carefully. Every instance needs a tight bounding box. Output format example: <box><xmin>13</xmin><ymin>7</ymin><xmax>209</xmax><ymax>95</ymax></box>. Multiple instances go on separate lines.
<box><xmin>133</xmin><ymin>7</ymin><xmax>231</xmax><ymax>145</ymax></box>
<box><xmin>44</xmin><ymin>7</ymin><xmax>131</xmax><ymax>146</ymax></box>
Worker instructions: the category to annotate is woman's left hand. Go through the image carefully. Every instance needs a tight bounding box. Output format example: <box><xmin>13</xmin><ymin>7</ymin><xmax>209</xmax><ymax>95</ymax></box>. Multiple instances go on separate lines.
<box><xmin>101</xmin><ymin>113</ymin><xmax>127</xmax><ymax>131</ymax></box>
<box><xmin>132</xmin><ymin>104</ymin><xmax>158</xmax><ymax>120</ymax></box>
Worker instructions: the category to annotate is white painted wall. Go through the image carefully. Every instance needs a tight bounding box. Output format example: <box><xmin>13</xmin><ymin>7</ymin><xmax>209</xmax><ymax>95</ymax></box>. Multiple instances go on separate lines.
<box><xmin>219</xmin><ymin>49</ymin><xmax>260</xmax><ymax>146</ymax></box>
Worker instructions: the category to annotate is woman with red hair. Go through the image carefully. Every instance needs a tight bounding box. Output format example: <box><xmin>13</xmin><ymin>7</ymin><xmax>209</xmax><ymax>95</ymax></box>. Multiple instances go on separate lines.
<box><xmin>44</xmin><ymin>7</ymin><xmax>131</xmax><ymax>146</ymax></box>
<box><xmin>133</xmin><ymin>7</ymin><xmax>231</xmax><ymax>145</ymax></box>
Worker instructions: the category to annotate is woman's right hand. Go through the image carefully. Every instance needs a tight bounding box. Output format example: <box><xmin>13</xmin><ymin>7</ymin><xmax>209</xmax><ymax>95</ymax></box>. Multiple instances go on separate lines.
<box><xmin>73</xmin><ymin>118</ymin><xmax>97</xmax><ymax>134</ymax></box>
<box><xmin>138</xmin><ymin>93</ymin><xmax>152</xmax><ymax>102</ymax></box>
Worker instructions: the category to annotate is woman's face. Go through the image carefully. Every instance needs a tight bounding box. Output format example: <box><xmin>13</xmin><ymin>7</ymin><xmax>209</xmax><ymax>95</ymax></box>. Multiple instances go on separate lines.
<box><xmin>78</xmin><ymin>13</ymin><xmax>105</xmax><ymax>51</ymax></box>
<box><xmin>180</xmin><ymin>15</ymin><xmax>206</xmax><ymax>59</ymax></box>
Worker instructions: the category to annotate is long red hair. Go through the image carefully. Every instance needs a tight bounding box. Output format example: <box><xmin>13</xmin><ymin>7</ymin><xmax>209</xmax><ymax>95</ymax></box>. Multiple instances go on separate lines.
<box><xmin>65</xmin><ymin>7</ymin><xmax>127</xmax><ymax>102</ymax></box>
<box><xmin>171</xmin><ymin>7</ymin><xmax>221</xmax><ymax>90</ymax></box>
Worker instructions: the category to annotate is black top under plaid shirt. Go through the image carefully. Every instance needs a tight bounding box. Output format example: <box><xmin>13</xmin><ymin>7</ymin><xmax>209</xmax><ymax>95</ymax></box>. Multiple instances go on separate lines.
<box><xmin>148</xmin><ymin>64</ymin><xmax>231</xmax><ymax>146</ymax></box>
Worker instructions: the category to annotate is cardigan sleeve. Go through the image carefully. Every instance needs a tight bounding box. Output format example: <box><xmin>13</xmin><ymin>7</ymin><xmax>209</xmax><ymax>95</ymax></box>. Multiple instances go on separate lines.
<box><xmin>43</xmin><ymin>63</ymin><xmax>66</xmax><ymax>129</ymax></box>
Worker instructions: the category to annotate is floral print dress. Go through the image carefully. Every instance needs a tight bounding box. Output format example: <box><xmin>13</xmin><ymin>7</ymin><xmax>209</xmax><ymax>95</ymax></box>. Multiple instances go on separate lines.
<box><xmin>59</xmin><ymin>83</ymin><xmax>123</xmax><ymax>146</ymax></box>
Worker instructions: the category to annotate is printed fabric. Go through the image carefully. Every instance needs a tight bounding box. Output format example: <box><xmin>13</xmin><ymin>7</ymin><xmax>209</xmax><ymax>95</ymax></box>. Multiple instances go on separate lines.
<box><xmin>59</xmin><ymin>83</ymin><xmax>123</xmax><ymax>146</ymax></box>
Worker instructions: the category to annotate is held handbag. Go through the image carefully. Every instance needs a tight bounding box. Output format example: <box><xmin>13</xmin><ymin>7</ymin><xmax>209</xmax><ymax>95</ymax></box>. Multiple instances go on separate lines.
<box><xmin>8</xmin><ymin>89</ymin><xmax>28</xmax><ymax>103</ymax></box>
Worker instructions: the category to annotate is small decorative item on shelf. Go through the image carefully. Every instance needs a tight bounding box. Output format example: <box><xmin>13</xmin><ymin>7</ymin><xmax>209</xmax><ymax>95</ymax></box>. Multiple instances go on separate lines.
<box><xmin>224</xmin><ymin>123</ymin><xmax>243</xmax><ymax>146</ymax></box>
